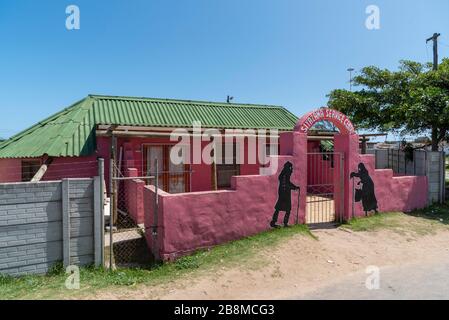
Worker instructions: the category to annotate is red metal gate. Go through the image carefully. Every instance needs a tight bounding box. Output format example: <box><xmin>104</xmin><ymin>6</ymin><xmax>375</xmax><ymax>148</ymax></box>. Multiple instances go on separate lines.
<box><xmin>306</xmin><ymin>152</ymin><xmax>344</xmax><ymax>225</ymax></box>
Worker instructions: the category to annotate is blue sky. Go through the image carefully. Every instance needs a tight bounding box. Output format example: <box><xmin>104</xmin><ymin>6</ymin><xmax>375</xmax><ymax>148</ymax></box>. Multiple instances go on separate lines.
<box><xmin>0</xmin><ymin>0</ymin><xmax>448</xmax><ymax>139</ymax></box>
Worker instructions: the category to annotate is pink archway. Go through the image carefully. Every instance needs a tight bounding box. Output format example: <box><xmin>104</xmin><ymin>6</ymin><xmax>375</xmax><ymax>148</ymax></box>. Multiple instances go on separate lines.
<box><xmin>291</xmin><ymin>107</ymin><xmax>358</xmax><ymax>224</ymax></box>
<box><xmin>294</xmin><ymin>107</ymin><xmax>356</xmax><ymax>135</ymax></box>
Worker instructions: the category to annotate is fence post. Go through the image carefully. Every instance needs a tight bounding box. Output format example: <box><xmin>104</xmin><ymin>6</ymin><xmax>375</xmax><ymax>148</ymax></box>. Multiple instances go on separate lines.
<box><xmin>152</xmin><ymin>159</ymin><xmax>160</xmax><ymax>261</ymax></box>
<box><xmin>94</xmin><ymin>158</ymin><xmax>105</xmax><ymax>267</ymax></box>
<box><xmin>444</xmin><ymin>151</ymin><xmax>447</xmax><ymax>202</ymax></box>
<box><xmin>109</xmin><ymin>158</ymin><xmax>114</xmax><ymax>270</ymax></box>
<box><xmin>440</xmin><ymin>151</ymin><xmax>445</xmax><ymax>203</ymax></box>
<box><xmin>99</xmin><ymin>158</ymin><xmax>105</xmax><ymax>266</ymax></box>
<box><xmin>62</xmin><ymin>179</ymin><xmax>70</xmax><ymax>268</ymax></box>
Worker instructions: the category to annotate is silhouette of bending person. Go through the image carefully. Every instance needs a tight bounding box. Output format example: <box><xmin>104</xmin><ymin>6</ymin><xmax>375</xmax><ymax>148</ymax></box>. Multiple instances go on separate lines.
<box><xmin>350</xmin><ymin>163</ymin><xmax>378</xmax><ymax>215</ymax></box>
<box><xmin>270</xmin><ymin>161</ymin><xmax>300</xmax><ymax>228</ymax></box>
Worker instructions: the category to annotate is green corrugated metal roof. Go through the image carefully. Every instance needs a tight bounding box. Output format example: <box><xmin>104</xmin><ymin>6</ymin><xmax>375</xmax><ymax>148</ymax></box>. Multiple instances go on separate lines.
<box><xmin>0</xmin><ymin>95</ymin><xmax>298</xmax><ymax>158</ymax></box>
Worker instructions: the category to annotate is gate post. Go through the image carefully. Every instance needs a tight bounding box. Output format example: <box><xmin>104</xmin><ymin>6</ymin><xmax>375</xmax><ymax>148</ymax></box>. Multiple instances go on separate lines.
<box><xmin>292</xmin><ymin>132</ymin><xmax>307</xmax><ymax>224</ymax></box>
<box><xmin>94</xmin><ymin>158</ymin><xmax>105</xmax><ymax>267</ymax></box>
<box><xmin>334</xmin><ymin>134</ymin><xmax>359</xmax><ymax>221</ymax></box>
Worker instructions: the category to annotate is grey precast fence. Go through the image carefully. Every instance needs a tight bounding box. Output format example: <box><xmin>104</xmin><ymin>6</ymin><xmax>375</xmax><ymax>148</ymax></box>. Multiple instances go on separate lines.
<box><xmin>0</xmin><ymin>177</ymin><xmax>104</xmax><ymax>277</ymax></box>
<box><xmin>368</xmin><ymin>149</ymin><xmax>446</xmax><ymax>204</ymax></box>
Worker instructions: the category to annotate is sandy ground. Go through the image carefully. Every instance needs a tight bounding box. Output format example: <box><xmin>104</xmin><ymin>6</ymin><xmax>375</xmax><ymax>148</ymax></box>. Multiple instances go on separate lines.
<box><xmin>93</xmin><ymin>214</ymin><xmax>449</xmax><ymax>300</ymax></box>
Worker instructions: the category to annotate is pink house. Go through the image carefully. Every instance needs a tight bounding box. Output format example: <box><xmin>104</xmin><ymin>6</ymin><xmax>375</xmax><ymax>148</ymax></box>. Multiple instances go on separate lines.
<box><xmin>0</xmin><ymin>95</ymin><xmax>428</xmax><ymax>260</ymax></box>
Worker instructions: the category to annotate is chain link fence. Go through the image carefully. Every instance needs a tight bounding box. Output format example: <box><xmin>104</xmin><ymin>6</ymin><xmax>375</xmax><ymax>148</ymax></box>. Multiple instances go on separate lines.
<box><xmin>105</xmin><ymin>158</ymin><xmax>193</xmax><ymax>269</ymax></box>
<box><xmin>105</xmin><ymin>161</ymin><xmax>153</xmax><ymax>269</ymax></box>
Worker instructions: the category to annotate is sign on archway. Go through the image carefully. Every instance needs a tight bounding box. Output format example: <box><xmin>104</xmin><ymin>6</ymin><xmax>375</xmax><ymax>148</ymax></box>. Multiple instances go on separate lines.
<box><xmin>294</xmin><ymin>107</ymin><xmax>355</xmax><ymax>135</ymax></box>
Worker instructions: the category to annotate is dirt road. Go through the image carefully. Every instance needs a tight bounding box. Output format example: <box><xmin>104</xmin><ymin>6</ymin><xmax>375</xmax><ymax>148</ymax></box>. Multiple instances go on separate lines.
<box><xmin>299</xmin><ymin>259</ymin><xmax>449</xmax><ymax>299</ymax></box>
<box><xmin>95</xmin><ymin>214</ymin><xmax>449</xmax><ymax>300</ymax></box>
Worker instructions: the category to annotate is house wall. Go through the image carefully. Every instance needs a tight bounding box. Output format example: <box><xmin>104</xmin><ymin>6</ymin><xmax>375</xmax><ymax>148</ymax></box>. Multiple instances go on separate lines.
<box><xmin>0</xmin><ymin>159</ymin><xmax>22</xmax><ymax>183</ymax></box>
<box><xmin>42</xmin><ymin>156</ymin><xmax>99</xmax><ymax>181</ymax></box>
<box><xmin>116</xmin><ymin>134</ymin><xmax>278</xmax><ymax>192</ymax></box>
<box><xmin>0</xmin><ymin>157</ymin><xmax>99</xmax><ymax>184</ymax></box>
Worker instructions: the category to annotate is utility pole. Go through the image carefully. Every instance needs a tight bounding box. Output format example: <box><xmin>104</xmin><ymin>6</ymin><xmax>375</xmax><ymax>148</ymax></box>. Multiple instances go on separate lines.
<box><xmin>426</xmin><ymin>33</ymin><xmax>441</xmax><ymax>70</ymax></box>
<box><xmin>426</xmin><ymin>33</ymin><xmax>442</xmax><ymax>152</ymax></box>
<box><xmin>347</xmin><ymin>68</ymin><xmax>355</xmax><ymax>91</ymax></box>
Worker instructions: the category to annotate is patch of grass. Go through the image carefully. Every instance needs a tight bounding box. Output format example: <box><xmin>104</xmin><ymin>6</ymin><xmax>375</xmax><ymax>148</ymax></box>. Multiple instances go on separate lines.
<box><xmin>342</xmin><ymin>212</ymin><xmax>404</xmax><ymax>232</ymax></box>
<box><xmin>342</xmin><ymin>202</ymin><xmax>449</xmax><ymax>235</ymax></box>
<box><xmin>0</xmin><ymin>224</ymin><xmax>311</xmax><ymax>300</ymax></box>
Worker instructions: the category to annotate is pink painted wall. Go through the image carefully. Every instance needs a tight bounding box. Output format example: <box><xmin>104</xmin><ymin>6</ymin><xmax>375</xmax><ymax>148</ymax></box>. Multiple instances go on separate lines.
<box><xmin>334</xmin><ymin>134</ymin><xmax>360</xmax><ymax>219</ymax></box>
<box><xmin>123</xmin><ymin>168</ymin><xmax>145</xmax><ymax>224</ymax></box>
<box><xmin>334</xmin><ymin>134</ymin><xmax>427</xmax><ymax>219</ymax></box>
<box><xmin>0</xmin><ymin>136</ymin><xmax>112</xmax><ymax>185</ymax></box>
<box><xmin>96</xmin><ymin>136</ymin><xmax>111</xmax><ymax>193</ymax></box>
<box><xmin>0</xmin><ymin>158</ymin><xmax>22</xmax><ymax>183</ymax></box>
<box><xmin>353</xmin><ymin>154</ymin><xmax>428</xmax><ymax>215</ymax></box>
<box><xmin>142</xmin><ymin>116</ymin><xmax>428</xmax><ymax>261</ymax></box>
<box><xmin>143</xmin><ymin>132</ymin><xmax>308</xmax><ymax>260</ymax></box>
<box><xmin>190</xmin><ymin>140</ymin><xmax>213</xmax><ymax>192</ymax></box>
<box><xmin>42</xmin><ymin>156</ymin><xmax>98</xmax><ymax>181</ymax></box>
<box><xmin>279</xmin><ymin>132</ymin><xmax>293</xmax><ymax>156</ymax></box>
<box><xmin>0</xmin><ymin>156</ymin><xmax>98</xmax><ymax>183</ymax></box>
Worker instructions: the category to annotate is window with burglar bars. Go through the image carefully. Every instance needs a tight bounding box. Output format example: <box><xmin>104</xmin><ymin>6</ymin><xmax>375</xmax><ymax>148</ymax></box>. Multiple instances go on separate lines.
<box><xmin>143</xmin><ymin>145</ymin><xmax>190</xmax><ymax>193</ymax></box>
<box><xmin>21</xmin><ymin>160</ymin><xmax>41</xmax><ymax>181</ymax></box>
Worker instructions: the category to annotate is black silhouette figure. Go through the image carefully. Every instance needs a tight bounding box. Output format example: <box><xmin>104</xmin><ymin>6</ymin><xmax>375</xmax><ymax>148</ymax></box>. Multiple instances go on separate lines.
<box><xmin>270</xmin><ymin>161</ymin><xmax>300</xmax><ymax>228</ymax></box>
<box><xmin>350</xmin><ymin>163</ymin><xmax>378</xmax><ymax>215</ymax></box>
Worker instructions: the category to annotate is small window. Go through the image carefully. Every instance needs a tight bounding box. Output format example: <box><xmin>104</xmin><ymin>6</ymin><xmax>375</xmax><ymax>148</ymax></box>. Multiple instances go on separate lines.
<box><xmin>22</xmin><ymin>160</ymin><xmax>41</xmax><ymax>182</ymax></box>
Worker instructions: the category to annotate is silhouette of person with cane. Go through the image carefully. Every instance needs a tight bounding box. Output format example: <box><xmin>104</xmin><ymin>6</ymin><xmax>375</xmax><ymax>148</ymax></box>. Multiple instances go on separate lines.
<box><xmin>270</xmin><ymin>161</ymin><xmax>300</xmax><ymax>228</ymax></box>
<box><xmin>350</xmin><ymin>163</ymin><xmax>378</xmax><ymax>216</ymax></box>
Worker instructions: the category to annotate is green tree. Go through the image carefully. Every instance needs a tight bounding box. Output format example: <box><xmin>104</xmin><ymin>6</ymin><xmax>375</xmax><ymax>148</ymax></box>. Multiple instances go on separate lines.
<box><xmin>328</xmin><ymin>59</ymin><xmax>449</xmax><ymax>151</ymax></box>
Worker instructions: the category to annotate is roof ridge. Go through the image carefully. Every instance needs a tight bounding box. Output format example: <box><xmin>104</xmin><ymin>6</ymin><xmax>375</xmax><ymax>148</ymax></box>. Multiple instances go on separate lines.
<box><xmin>88</xmin><ymin>94</ymin><xmax>285</xmax><ymax>109</ymax></box>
